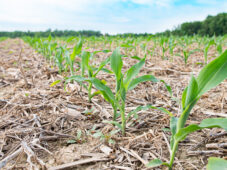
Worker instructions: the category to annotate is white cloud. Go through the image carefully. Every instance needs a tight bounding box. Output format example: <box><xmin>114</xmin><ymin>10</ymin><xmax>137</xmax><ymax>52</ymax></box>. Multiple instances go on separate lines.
<box><xmin>131</xmin><ymin>0</ymin><xmax>172</xmax><ymax>6</ymax></box>
<box><xmin>0</xmin><ymin>0</ymin><xmax>226</xmax><ymax>34</ymax></box>
<box><xmin>112</xmin><ymin>16</ymin><xmax>131</xmax><ymax>23</ymax></box>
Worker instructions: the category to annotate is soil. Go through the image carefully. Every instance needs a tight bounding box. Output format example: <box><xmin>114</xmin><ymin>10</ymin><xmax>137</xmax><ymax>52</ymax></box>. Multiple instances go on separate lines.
<box><xmin>0</xmin><ymin>38</ymin><xmax>226</xmax><ymax>170</ymax></box>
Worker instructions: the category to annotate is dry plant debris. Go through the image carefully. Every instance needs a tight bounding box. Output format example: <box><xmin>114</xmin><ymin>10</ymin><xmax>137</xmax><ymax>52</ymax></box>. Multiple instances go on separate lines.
<box><xmin>0</xmin><ymin>38</ymin><xmax>226</xmax><ymax>169</ymax></box>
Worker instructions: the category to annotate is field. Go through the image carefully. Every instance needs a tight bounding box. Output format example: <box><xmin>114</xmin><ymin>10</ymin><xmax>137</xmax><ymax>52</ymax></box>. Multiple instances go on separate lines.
<box><xmin>0</xmin><ymin>36</ymin><xmax>227</xmax><ymax>169</ymax></box>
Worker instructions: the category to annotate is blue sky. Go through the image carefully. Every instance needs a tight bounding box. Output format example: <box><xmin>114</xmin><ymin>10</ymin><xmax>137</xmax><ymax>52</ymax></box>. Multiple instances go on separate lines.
<box><xmin>0</xmin><ymin>0</ymin><xmax>226</xmax><ymax>34</ymax></box>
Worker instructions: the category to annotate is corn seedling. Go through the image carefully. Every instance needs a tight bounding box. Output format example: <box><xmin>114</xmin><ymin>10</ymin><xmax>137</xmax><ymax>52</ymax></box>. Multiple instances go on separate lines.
<box><xmin>65</xmin><ymin>39</ymin><xmax>82</xmax><ymax>76</ymax></box>
<box><xmin>168</xmin><ymin>37</ymin><xmax>176</xmax><ymax>57</ymax></box>
<box><xmin>67</xmin><ymin>129</ymin><xmax>85</xmax><ymax>144</ymax></box>
<box><xmin>55</xmin><ymin>45</ymin><xmax>67</xmax><ymax>73</ymax></box>
<box><xmin>215</xmin><ymin>37</ymin><xmax>223</xmax><ymax>55</ymax></box>
<box><xmin>65</xmin><ymin>50</ymin><xmax>111</xmax><ymax>102</ymax></box>
<box><xmin>92</xmin><ymin>128</ymin><xmax>120</xmax><ymax>145</ymax></box>
<box><xmin>204</xmin><ymin>39</ymin><xmax>215</xmax><ymax>64</ymax></box>
<box><xmin>160</xmin><ymin>36</ymin><xmax>168</xmax><ymax>59</ymax></box>
<box><xmin>80</xmin><ymin>48</ymin><xmax>163</xmax><ymax>135</ymax></box>
<box><xmin>147</xmin><ymin>50</ymin><xmax>227</xmax><ymax>169</ymax></box>
<box><xmin>176</xmin><ymin>48</ymin><xmax>199</xmax><ymax>65</ymax></box>
<box><xmin>78</xmin><ymin>48</ymin><xmax>172</xmax><ymax>136</ymax></box>
<box><xmin>64</xmin><ymin>48</ymin><xmax>158</xmax><ymax>135</ymax></box>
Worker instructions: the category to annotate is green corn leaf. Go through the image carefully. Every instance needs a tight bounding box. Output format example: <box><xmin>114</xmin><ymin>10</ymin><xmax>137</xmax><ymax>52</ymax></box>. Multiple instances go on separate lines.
<box><xmin>199</xmin><ymin>118</ymin><xmax>227</xmax><ymax>131</ymax></box>
<box><xmin>75</xmin><ymin>39</ymin><xmax>83</xmax><ymax>55</ymax></box>
<box><xmin>177</xmin><ymin>76</ymin><xmax>199</xmax><ymax>130</ymax></box>
<box><xmin>120</xmin><ymin>80</ymin><xmax>126</xmax><ymax>102</ymax></box>
<box><xmin>178</xmin><ymin>93</ymin><xmax>199</xmax><ymax>130</ymax></box>
<box><xmin>48</xmin><ymin>34</ymin><xmax>52</xmax><ymax>42</ymax></box>
<box><xmin>146</xmin><ymin>159</ymin><xmax>163</xmax><ymax>168</ymax></box>
<box><xmin>66</xmin><ymin>76</ymin><xmax>115</xmax><ymax>104</ymax></box>
<box><xmin>93</xmin><ymin>49</ymin><xmax>111</xmax><ymax>55</ymax></box>
<box><xmin>81</xmin><ymin>51</ymin><xmax>90</xmax><ymax>76</ymax></box>
<box><xmin>175</xmin><ymin>124</ymin><xmax>201</xmax><ymax>142</ymax></box>
<box><xmin>121</xmin><ymin>44</ymin><xmax>134</xmax><ymax>48</ymax></box>
<box><xmin>160</xmin><ymin>80</ymin><xmax>173</xmax><ymax>97</ymax></box>
<box><xmin>175</xmin><ymin>118</ymin><xmax>227</xmax><ymax>142</ymax></box>
<box><xmin>146</xmin><ymin>159</ymin><xmax>169</xmax><ymax>168</ymax></box>
<box><xmin>110</xmin><ymin>48</ymin><xmax>123</xmax><ymax>81</ymax></box>
<box><xmin>124</xmin><ymin>58</ymin><xmax>145</xmax><ymax>89</ymax></box>
<box><xmin>90</xmin><ymin>90</ymin><xmax>102</xmax><ymax>99</ymax></box>
<box><xmin>205</xmin><ymin>40</ymin><xmax>215</xmax><ymax>54</ymax></box>
<box><xmin>178</xmin><ymin>50</ymin><xmax>227</xmax><ymax>129</ymax></box>
<box><xmin>156</xmin><ymin>107</ymin><xmax>174</xmax><ymax>117</ymax></box>
<box><xmin>50</xmin><ymin>80</ymin><xmax>61</xmax><ymax>87</ymax></box>
<box><xmin>130</xmin><ymin>56</ymin><xmax>142</xmax><ymax>60</ymax></box>
<box><xmin>126</xmin><ymin>104</ymin><xmax>173</xmax><ymax>120</ymax></box>
<box><xmin>128</xmin><ymin>75</ymin><xmax>158</xmax><ymax>91</ymax></box>
<box><xmin>66</xmin><ymin>37</ymin><xmax>75</xmax><ymax>43</ymax></box>
<box><xmin>70</xmin><ymin>39</ymin><xmax>82</xmax><ymax>61</ymax></box>
<box><xmin>102</xmin><ymin>49</ymin><xmax>111</xmax><ymax>53</ymax></box>
<box><xmin>65</xmin><ymin>75</ymin><xmax>86</xmax><ymax>83</ymax></box>
<box><xmin>90</xmin><ymin>78</ymin><xmax>116</xmax><ymax>105</ymax></box>
<box><xmin>93</xmin><ymin>57</ymin><xmax>110</xmax><ymax>77</ymax></box>
<box><xmin>185</xmin><ymin>75</ymin><xmax>198</xmax><ymax>107</ymax></box>
<box><xmin>197</xmin><ymin>50</ymin><xmax>227</xmax><ymax>96</ymax></box>
<box><xmin>170</xmin><ymin>117</ymin><xmax>178</xmax><ymax>149</ymax></box>
<box><xmin>99</xmin><ymin>68</ymin><xmax>113</xmax><ymax>74</ymax></box>
<box><xmin>181</xmin><ymin>87</ymin><xmax>187</xmax><ymax>110</ymax></box>
<box><xmin>207</xmin><ymin>157</ymin><xmax>227</xmax><ymax>170</ymax></box>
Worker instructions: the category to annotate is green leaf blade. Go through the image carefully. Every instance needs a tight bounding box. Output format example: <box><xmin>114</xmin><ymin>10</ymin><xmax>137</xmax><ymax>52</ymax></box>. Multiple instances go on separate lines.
<box><xmin>128</xmin><ymin>75</ymin><xmax>158</xmax><ymax>91</ymax></box>
<box><xmin>124</xmin><ymin>58</ymin><xmax>145</xmax><ymax>89</ymax></box>
<box><xmin>70</xmin><ymin>39</ymin><xmax>82</xmax><ymax>61</ymax></box>
<box><xmin>146</xmin><ymin>159</ymin><xmax>168</xmax><ymax>168</ymax></box>
<box><xmin>50</xmin><ymin>80</ymin><xmax>61</xmax><ymax>87</ymax></box>
<box><xmin>175</xmin><ymin>118</ymin><xmax>227</xmax><ymax>142</ymax></box>
<box><xmin>170</xmin><ymin>117</ymin><xmax>178</xmax><ymax>149</ymax></box>
<box><xmin>185</xmin><ymin>75</ymin><xmax>198</xmax><ymax>107</ymax></box>
<box><xmin>197</xmin><ymin>50</ymin><xmax>227</xmax><ymax>96</ymax></box>
<box><xmin>110</xmin><ymin>48</ymin><xmax>123</xmax><ymax>80</ymax></box>
<box><xmin>175</xmin><ymin>124</ymin><xmax>201</xmax><ymax>142</ymax></box>
<box><xmin>199</xmin><ymin>118</ymin><xmax>227</xmax><ymax>131</ymax></box>
<box><xmin>207</xmin><ymin>157</ymin><xmax>227</xmax><ymax>170</ymax></box>
<box><xmin>90</xmin><ymin>78</ymin><xmax>116</xmax><ymax>105</ymax></box>
<box><xmin>81</xmin><ymin>51</ymin><xmax>91</xmax><ymax>76</ymax></box>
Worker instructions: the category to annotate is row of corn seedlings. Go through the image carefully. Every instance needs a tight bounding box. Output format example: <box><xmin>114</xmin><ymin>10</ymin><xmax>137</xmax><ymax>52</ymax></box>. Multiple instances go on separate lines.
<box><xmin>24</xmin><ymin>35</ymin><xmax>227</xmax><ymax>169</ymax></box>
<box><xmin>64</xmin><ymin>35</ymin><xmax>227</xmax><ymax>65</ymax></box>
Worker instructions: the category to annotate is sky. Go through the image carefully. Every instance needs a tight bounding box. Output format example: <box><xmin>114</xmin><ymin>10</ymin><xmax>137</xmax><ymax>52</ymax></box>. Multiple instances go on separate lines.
<box><xmin>0</xmin><ymin>0</ymin><xmax>226</xmax><ymax>34</ymax></box>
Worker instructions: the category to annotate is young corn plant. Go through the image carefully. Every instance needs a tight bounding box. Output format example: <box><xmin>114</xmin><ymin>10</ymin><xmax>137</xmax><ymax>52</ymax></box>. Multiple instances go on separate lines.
<box><xmin>65</xmin><ymin>39</ymin><xmax>82</xmax><ymax>76</ymax></box>
<box><xmin>147</xmin><ymin>50</ymin><xmax>227</xmax><ymax>169</ymax></box>
<box><xmin>65</xmin><ymin>50</ymin><xmax>112</xmax><ymax>102</ymax></box>
<box><xmin>79</xmin><ymin>48</ymin><xmax>160</xmax><ymax>136</ymax></box>
<box><xmin>90</xmin><ymin>48</ymin><xmax>173</xmax><ymax>136</ymax></box>
<box><xmin>168</xmin><ymin>37</ymin><xmax>176</xmax><ymax>57</ymax></box>
<box><xmin>176</xmin><ymin>48</ymin><xmax>199</xmax><ymax>65</ymax></box>
<box><xmin>204</xmin><ymin>39</ymin><xmax>215</xmax><ymax>64</ymax></box>
<box><xmin>160</xmin><ymin>36</ymin><xmax>168</xmax><ymax>59</ymax></box>
<box><xmin>55</xmin><ymin>45</ymin><xmax>67</xmax><ymax>73</ymax></box>
<box><xmin>215</xmin><ymin>37</ymin><xmax>224</xmax><ymax>55</ymax></box>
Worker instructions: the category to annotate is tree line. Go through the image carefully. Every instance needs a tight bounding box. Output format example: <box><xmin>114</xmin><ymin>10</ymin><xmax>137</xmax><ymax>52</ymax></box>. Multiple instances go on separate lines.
<box><xmin>157</xmin><ymin>12</ymin><xmax>227</xmax><ymax>36</ymax></box>
<box><xmin>0</xmin><ymin>29</ymin><xmax>153</xmax><ymax>38</ymax></box>
<box><xmin>0</xmin><ymin>29</ymin><xmax>102</xmax><ymax>38</ymax></box>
